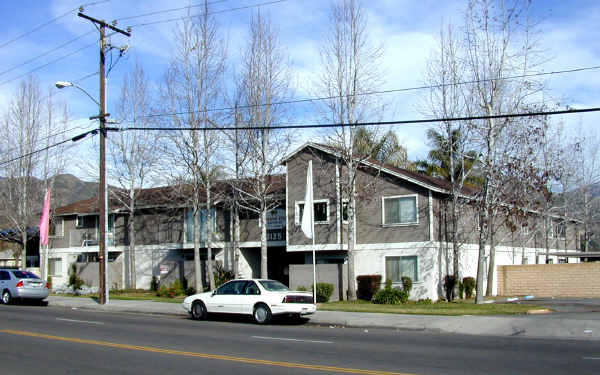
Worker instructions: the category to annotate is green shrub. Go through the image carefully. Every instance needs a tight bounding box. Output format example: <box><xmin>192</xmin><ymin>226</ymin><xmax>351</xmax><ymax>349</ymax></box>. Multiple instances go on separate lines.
<box><xmin>157</xmin><ymin>285</ymin><xmax>169</xmax><ymax>297</ymax></box>
<box><xmin>213</xmin><ymin>261</ymin><xmax>235</xmax><ymax>288</ymax></box>
<box><xmin>443</xmin><ymin>275</ymin><xmax>456</xmax><ymax>302</ymax></box>
<box><xmin>312</xmin><ymin>283</ymin><xmax>334</xmax><ymax>303</ymax></box>
<box><xmin>296</xmin><ymin>285</ymin><xmax>308</xmax><ymax>291</ymax></box>
<box><xmin>401</xmin><ymin>276</ymin><xmax>412</xmax><ymax>294</ymax></box>
<box><xmin>458</xmin><ymin>281</ymin><xmax>464</xmax><ymax>299</ymax></box>
<box><xmin>68</xmin><ymin>263</ymin><xmax>84</xmax><ymax>294</ymax></box>
<box><xmin>462</xmin><ymin>277</ymin><xmax>476</xmax><ymax>299</ymax></box>
<box><xmin>150</xmin><ymin>276</ymin><xmax>159</xmax><ymax>292</ymax></box>
<box><xmin>170</xmin><ymin>279</ymin><xmax>184</xmax><ymax>296</ymax></box>
<box><xmin>356</xmin><ymin>275</ymin><xmax>382</xmax><ymax>301</ymax></box>
<box><xmin>372</xmin><ymin>280</ymin><xmax>408</xmax><ymax>305</ymax></box>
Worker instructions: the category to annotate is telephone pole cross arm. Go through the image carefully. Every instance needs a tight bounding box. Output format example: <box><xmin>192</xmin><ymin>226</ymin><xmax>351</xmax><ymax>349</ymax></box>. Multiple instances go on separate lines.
<box><xmin>78</xmin><ymin>12</ymin><xmax>130</xmax><ymax>305</ymax></box>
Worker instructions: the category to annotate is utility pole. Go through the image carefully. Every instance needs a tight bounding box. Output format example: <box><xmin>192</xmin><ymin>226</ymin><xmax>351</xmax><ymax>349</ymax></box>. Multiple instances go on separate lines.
<box><xmin>78</xmin><ymin>11</ymin><xmax>130</xmax><ymax>305</ymax></box>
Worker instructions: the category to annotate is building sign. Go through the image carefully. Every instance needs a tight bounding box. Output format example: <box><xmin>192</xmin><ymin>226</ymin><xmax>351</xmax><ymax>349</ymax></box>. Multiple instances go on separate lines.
<box><xmin>266</xmin><ymin>208</ymin><xmax>286</xmax><ymax>230</ymax></box>
<box><xmin>160</xmin><ymin>264</ymin><xmax>169</xmax><ymax>275</ymax></box>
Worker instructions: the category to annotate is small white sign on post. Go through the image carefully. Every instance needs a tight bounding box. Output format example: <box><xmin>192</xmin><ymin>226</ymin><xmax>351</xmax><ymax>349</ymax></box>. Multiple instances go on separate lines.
<box><xmin>160</xmin><ymin>264</ymin><xmax>169</xmax><ymax>275</ymax></box>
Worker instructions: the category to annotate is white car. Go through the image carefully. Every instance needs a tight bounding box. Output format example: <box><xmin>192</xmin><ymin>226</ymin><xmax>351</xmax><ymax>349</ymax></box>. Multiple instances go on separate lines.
<box><xmin>182</xmin><ymin>279</ymin><xmax>316</xmax><ymax>324</ymax></box>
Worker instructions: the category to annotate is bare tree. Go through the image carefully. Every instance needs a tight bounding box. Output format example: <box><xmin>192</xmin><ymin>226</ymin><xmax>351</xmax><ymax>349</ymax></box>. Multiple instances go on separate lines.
<box><xmin>566</xmin><ymin>127</ymin><xmax>600</xmax><ymax>253</ymax></box>
<box><xmin>317</xmin><ymin>0</ymin><xmax>385</xmax><ymax>300</ymax></box>
<box><xmin>457</xmin><ymin>0</ymin><xmax>547</xmax><ymax>303</ymax></box>
<box><xmin>161</xmin><ymin>2</ymin><xmax>226</xmax><ymax>292</ymax></box>
<box><xmin>0</xmin><ymin>77</ymin><xmax>68</xmax><ymax>270</ymax></box>
<box><xmin>108</xmin><ymin>63</ymin><xmax>160</xmax><ymax>289</ymax></box>
<box><xmin>423</xmin><ymin>21</ymin><xmax>477</xmax><ymax>289</ymax></box>
<box><xmin>236</xmin><ymin>10</ymin><xmax>291</xmax><ymax>279</ymax></box>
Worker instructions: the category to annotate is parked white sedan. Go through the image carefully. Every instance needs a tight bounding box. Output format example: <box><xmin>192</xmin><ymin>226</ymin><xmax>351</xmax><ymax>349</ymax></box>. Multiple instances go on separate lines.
<box><xmin>182</xmin><ymin>279</ymin><xmax>316</xmax><ymax>324</ymax></box>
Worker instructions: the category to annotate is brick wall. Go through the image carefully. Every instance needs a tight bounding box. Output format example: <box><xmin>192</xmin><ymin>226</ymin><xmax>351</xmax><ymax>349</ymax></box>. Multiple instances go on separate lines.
<box><xmin>497</xmin><ymin>263</ymin><xmax>600</xmax><ymax>297</ymax></box>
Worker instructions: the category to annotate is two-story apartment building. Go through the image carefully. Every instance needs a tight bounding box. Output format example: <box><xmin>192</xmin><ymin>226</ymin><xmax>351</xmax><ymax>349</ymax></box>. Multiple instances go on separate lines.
<box><xmin>46</xmin><ymin>178</ymin><xmax>293</xmax><ymax>290</ymax></box>
<box><xmin>45</xmin><ymin>142</ymin><xmax>581</xmax><ymax>299</ymax></box>
<box><xmin>283</xmin><ymin>143</ymin><xmax>581</xmax><ymax>299</ymax></box>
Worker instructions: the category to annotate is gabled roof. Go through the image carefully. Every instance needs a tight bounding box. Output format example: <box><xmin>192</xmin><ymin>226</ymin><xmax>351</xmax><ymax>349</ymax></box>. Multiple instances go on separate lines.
<box><xmin>282</xmin><ymin>142</ymin><xmax>477</xmax><ymax>196</ymax></box>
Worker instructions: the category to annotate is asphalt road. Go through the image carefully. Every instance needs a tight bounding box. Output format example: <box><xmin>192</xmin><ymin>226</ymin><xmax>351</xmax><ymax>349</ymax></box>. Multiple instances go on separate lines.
<box><xmin>1</xmin><ymin>304</ymin><xmax>599</xmax><ymax>375</ymax></box>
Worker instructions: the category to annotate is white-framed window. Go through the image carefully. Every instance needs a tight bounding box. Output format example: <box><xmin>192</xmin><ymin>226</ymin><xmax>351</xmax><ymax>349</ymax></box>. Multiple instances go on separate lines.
<box><xmin>76</xmin><ymin>215</ymin><xmax>97</xmax><ymax>229</ymax></box>
<box><xmin>341</xmin><ymin>200</ymin><xmax>349</xmax><ymax>224</ymax></box>
<box><xmin>385</xmin><ymin>255</ymin><xmax>418</xmax><ymax>283</ymax></box>
<box><xmin>295</xmin><ymin>199</ymin><xmax>329</xmax><ymax>225</ymax></box>
<box><xmin>555</xmin><ymin>222</ymin><xmax>566</xmax><ymax>239</ymax></box>
<box><xmin>49</xmin><ymin>217</ymin><xmax>64</xmax><ymax>237</ymax></box>
<box><xmin>48</xmin><ymin>258</ymin><xmax>62</xmax><ymax>276</ymax></box>
<box><xmin>381</xmin><ymin>195</ymin><xmax>418</xmax><ymax>226</ymax></box>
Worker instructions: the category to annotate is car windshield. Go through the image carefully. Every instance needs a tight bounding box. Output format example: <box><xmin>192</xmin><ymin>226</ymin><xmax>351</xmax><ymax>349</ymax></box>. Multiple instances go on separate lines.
<box><xmin>11</xmin><ymin>271</ymin><xmax>39</xmax><ymax>279</ymax></box>
<box><xmin>259</xmin><ymin>280</ymin><xmax>289</xmax><ymax>292</ymax></box>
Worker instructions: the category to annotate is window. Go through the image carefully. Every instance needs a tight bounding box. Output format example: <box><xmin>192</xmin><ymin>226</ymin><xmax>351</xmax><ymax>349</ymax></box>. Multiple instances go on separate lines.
<box><xmin>216</xmin><ymin>280</ymin><xmax>247</xmax><ymax>295</ymax></box>
<box><xmin>244</xmin><ymin>281</ymin><xmax>261</xmax><ymax>295</ymax></box>
<box><xmin>49</xmin><ymin>217</ymin><xmax>64</xmax><ymax>237</ymax></box>
<box><xmin>0</xmin><ymin>271</ymin><xmax>10</xmax><ymax>280</ymax></box>
<box><xmin>341</xmin><ymin>200</ymin><xmax>349</xmax><ymax>223</ymax></box>
<box><xmin>76</xmin><ymin>215</ymin><xmax>97</xmax><ymax>229</ymax></box>
<box><xmin>385</xmin><ymin>256</ymin><xmax>418</xmax><ymax>283</ymax></box>
<box><xmin>48</xmin><ymin>258</ymin><xmax>62</xmax><ymax>276</ymax></box>
<box><xmin>295</xmin><ymin>200</ymin><xmax>329</xmax><ymax>225</ymax></box>
<box><xmin>185</xmin><ymin>208</ymin><xmax>216</xmax><ymax>243</ymax></box>
<box><xmin>555</xmin><ymin>222</ymin><xmax>566</xmax><ymax>239</ymax></box>
<box><xmin>382</xmin><ymin>195</ymin><xmax>418</xmax><ymax>225</ymax></box>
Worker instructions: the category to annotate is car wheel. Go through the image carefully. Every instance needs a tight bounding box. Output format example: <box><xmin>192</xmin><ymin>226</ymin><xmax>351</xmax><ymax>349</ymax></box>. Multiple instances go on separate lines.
<box><xmin>191</xmin><ymin>301</ymin><xmax>207</xmax><ymax>320</ymax></box>
<box><xmin>1</xmin><ymin>290</ymin><xmax>11</xmax><ymax>305</ymax></box>
<box><xmin>253</xmin><ymin>303</ymin><xmax>272</xmax><ymax>324</ymax></box>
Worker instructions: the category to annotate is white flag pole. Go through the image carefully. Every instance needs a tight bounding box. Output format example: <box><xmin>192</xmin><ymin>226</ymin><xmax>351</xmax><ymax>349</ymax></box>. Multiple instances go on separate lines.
<box><xmin>301</xmin><ymin>160</ymin><xmax>316</xmax><ymax>303</ymax></box>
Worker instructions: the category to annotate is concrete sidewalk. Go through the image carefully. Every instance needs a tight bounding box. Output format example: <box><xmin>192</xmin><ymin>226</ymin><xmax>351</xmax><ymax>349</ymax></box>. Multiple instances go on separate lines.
<box><xmin>46</xmin><ymin>296</ymin><xmax>600</xmax><ymax>341</ymax></box>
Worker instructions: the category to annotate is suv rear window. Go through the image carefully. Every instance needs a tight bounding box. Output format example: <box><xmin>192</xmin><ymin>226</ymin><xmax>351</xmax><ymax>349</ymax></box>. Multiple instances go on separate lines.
<box><xmin>11</xmin><ymin>271</ymin><xmax>40</xmax><ymax>279</ymax></box>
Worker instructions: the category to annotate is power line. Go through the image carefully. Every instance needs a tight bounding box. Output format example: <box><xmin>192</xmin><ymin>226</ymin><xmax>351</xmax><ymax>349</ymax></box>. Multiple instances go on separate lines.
<box><xmin>125</xmin><ymin>107</ymin><xmax>600</xmax><ymax>131</ymax></box>
<box><xmin>0</xmin><ymin>41</ymin><xmax>99</xmax><ymax>87</ymax></box>
<box><xmin>0</xmin><ymin>0</ymin><xmax>109</xmax><ymax>50</ymax></box>
<box><xmin>115</xmin><ymin>0</ymin><xmax>232</xmax><ymax>22</ymax></box>
<box><xmin>126</xmin><ymin>0</ymin><xmax>289</xmax><ymax>28</ymax></box>
<box><xmin>3</xmin><ymin>106</ymin><xmax>599</xmax><ymax>168</ymax></box>
<box><xmin>135</xmin><ymin>65</ymin><xmax>600</xmax><ymax>120</ymax></box>
<box><xmin>0</xmin><ymin>31</ymin><xmax>96</xmax><ymax>78</ymax></box>
<box><xmin>0</xmin><ymin>129</ymin><xmax>98</xmax><ymax>167</ymax></box>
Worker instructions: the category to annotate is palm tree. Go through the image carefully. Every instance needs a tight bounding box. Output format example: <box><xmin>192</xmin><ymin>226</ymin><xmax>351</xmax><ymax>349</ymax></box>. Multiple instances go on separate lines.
<box><xmin>353</xmin><ymin>128</ymin><xmax>409</xmax><ymax>168</ymax></box>
<box><xmin>415</xmin><ymin>128</ymin><xmax>481</xmax><ymax>186</ymax></box>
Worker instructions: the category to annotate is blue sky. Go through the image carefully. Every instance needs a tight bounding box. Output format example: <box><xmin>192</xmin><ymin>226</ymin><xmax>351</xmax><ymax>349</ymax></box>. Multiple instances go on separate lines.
<box><xmin>1</xmin><ymin>0</ymin><xmax>599</xmax><ymax>179</ymax></box>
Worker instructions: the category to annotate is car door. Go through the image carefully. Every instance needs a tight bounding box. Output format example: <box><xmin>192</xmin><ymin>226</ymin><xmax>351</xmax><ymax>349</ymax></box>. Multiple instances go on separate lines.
<box><xmin>238</xmin><ymin>281</ymin><xmax>262</xmax><ymax>314</ymax></box>
<box><xmin>0</xmin><ymin>271</ymin><xmax>10</xmax><ymax>294</ymax></box>
<box><xmin>207</xmin><ymin>280</ymin><xmax>246</xmax><ymax>314</ymax></box>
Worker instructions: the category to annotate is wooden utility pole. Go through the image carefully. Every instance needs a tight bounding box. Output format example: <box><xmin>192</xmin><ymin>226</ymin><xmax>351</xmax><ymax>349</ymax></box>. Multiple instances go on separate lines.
<box><xmin>78</xmin><ymin>12</ymin><xmax>130</xmax><ymax>305</ymax></box>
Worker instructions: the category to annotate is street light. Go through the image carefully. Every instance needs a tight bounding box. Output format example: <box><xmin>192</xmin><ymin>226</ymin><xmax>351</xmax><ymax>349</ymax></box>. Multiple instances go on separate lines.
<box><xmin>55</xmin><ymin>81</ymin><xmax>100</xmax><ymax>106</ymax></box>
<box><xmin>56</xmin><ymin>80</ymin><xmax>109</xmax><ymax>304</ymax></box>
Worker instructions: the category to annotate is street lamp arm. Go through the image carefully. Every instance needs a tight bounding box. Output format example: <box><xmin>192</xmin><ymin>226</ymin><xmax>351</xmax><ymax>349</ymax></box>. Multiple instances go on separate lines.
<box><xmin>55</xmin><ymin>81</ymin><xmax>100</xmax><ymax>106</ymax></box>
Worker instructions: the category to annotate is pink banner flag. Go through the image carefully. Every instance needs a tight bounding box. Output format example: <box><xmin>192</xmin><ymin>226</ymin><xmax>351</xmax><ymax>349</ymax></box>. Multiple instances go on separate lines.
<box><xmin>39</xmin><ymin>190</ymin><xmax>51</xmax><ymax>246</ymax></box>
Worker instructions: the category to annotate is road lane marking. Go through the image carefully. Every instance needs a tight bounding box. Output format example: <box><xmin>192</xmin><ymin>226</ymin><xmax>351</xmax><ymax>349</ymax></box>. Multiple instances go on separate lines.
<box><xmin>582</xmin><ymin>357</ymin><xmax>600</xmax><ymax>360</ymax></box>
<box><xmin>0</xmin><ymin>329</ymin><xmax>414</xmax><ymax>375</ymax></box>
<box><xmin>56</xmin><ymin>318</ymin><xmax>104</xmax><ymax>325</ymax></box>
<box><xmin>252</xmin><ymin>335</ymin><xmax>333</xmax><ymax>344</ymax></box>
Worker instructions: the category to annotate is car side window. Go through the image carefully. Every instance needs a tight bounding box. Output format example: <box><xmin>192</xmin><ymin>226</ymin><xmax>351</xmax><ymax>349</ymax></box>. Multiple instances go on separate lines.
<box><xmin>244</xmin><ymin>281</ymin><xmax>260</xmax><ymax>295</ymax></box>
<box><xmin>216</xmin><ymin>282</ymin><xmax>234</xmax><ymax>295</ymax></box>
<box><xmin>0</xmin><ymin>271</ymin><xmax>10</xmax><ymax>281</ymax></box>
<box><xmin>216</xmin><ymin>281</ymin><xmax>246</xmax><ymax>295</ymax></box>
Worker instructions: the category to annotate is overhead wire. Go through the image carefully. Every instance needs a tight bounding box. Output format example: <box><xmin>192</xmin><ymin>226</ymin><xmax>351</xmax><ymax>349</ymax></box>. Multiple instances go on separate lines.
<box><xmin>125</xmin><ymin>0</ymin><xmax>289</xmax><ymax>28</ymax></box>
<box><xmin>3</xmin><ymin>106</ymin><xmax>600</xmax><ymax>168</ymax></box>
<box><xmin>0</xmin><ymin>41</ymin><xmax>99</xmax><ymax>87</ymax></box>
<box><xmin>133</xmin><ymin>65</ymin><xmax>600</xmax><ymax>120</ymax></box>
<box><xmin>0</xmin><ymin>0</ymin><xmax>110</xmax><ymax>50</ymax></box>
<box><xmin>114</xmin><ymin>0</ymin><xmax>232</xmax><ymax>22</ymax></box>
<box><xmin>0</xmin><ymin>30</ymin><xmax>96</xmax><ymax>78</ymax></box>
